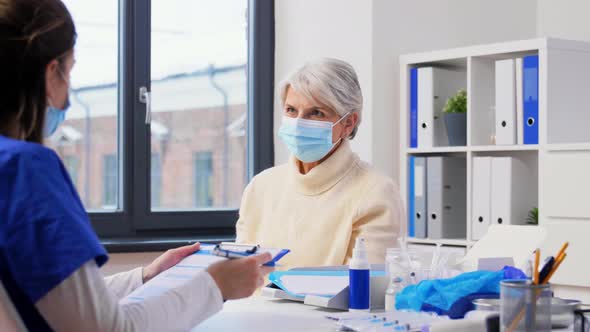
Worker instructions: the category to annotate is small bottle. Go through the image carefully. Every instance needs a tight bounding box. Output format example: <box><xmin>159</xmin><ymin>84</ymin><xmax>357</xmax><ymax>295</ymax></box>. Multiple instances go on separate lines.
<box><xmin>349</xmin><ymin>237</ymin><xmax>370</xmax><ymax>311</ymax></box>
<box><xmin>384</xmin><ymin>276</ymin><xmax>404</xmax><ymax>311</ymax></box>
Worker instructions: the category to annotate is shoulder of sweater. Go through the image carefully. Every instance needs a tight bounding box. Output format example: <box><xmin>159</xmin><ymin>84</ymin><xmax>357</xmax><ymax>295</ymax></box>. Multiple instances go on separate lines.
<box><xmin>248</xmin><ymin>163</ymin><xmax>291</xmax><ymax>188</ymax></box>
<box><xmin>350</xmin><ymin>158</ymin><xmax>399</xmax><ymax>194</ymax></box>
<box><xmin>350</xmin><ymin>160</ymin><xmax>404</xmax><ymax>219</ymax></box>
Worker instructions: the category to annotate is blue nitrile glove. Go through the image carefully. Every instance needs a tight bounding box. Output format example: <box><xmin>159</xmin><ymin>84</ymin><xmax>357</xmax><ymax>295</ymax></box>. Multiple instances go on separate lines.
<box><xmin>395</xmin><ymin>266</ymin><xmax>526</xmax><ymax>318</ymax></box>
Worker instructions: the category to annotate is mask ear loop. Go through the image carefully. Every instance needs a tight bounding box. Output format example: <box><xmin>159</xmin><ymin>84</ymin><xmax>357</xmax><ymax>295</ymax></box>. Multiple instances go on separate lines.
<box><xmin>332</xmin><ymin>112</ymin><xmax>353</xmax><ymax>142</ymax></box>
<box><xmin>58</xmin><ymin>68</ymin><xmax>71</xmax><ymax>90</ymax></box>
<box><xmin>46</xmin><ymin>65</ymin><xmax>70</xmax><ymax>110</ymax></box>
<box><xmin>55</xmin><ymin>67</ymin><xmax>72</xmax><ymax>110</ymax></box>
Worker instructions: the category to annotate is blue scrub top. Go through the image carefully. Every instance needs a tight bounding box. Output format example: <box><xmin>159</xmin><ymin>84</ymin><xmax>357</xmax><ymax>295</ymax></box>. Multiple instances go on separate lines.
<box><xmin>0</xmin><ymin>135</ymin><xmax>108</xmax><ymax>331</ymax></box>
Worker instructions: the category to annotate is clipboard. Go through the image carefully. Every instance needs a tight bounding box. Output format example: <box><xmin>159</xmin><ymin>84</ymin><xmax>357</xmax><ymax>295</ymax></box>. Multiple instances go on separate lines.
<box><xmin>206</xmin><ymin>243</ymin><xmax>290</xmax><ymax>267</ymax></box>
<box><xmin>122</xmin><ymin>243</ymin><xmax>290</xmax><ymax>303</ymax></box>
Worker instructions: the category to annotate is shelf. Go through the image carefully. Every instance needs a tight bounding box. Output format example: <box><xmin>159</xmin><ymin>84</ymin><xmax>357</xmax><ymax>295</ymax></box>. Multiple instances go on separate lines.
<box><xmin>406</xmin><ymin>238</ymin><xmax>472</xmax><ymax>247</ymax></box>
<box><xmin>400</xmin><ymin>38</ymin><xmax>590</xmax><ymax>67</ymax></box>
<box><xmin>545</xmin><ymin>143</ymin><xmax>590</xmax><ymax>152</ymax></box>
<box><xmin>406</xmin><ymin>146</ymin><xmax>467</xmax><ymax>154</ymax></box>
<box><xmin>470</xmin><ymin>145</ymin><xmax>539</xmax><ymax>152</ymax></box>
<box><xmin>400</xmin><ymin>38</ymin><xmax>590</xmax><ymax>291</ymax></box>
<box><xmin>406</xmin><ymin>145</ymin><xmax>539</xmax><ymax>154</ymax></box>
<box><xmin>399</xmin><ymin>39</ymin><xmax>549</xmax><ymax>66</ymax></box>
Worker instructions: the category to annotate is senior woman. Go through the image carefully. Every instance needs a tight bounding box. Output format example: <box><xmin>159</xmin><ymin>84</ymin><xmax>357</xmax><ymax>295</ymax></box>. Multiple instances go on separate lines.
<box><xmin>236</xmin><ymin>58</ymin><xmax>405</xmax><ymax>269</ymax></box>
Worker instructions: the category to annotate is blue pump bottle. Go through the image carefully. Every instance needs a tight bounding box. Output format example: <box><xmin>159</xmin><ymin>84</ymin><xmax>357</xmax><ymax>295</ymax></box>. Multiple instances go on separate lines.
<box><xmin>349</xmin><ymin>237</ymin><xmax>370</xmax><ymax>311</ymax></box>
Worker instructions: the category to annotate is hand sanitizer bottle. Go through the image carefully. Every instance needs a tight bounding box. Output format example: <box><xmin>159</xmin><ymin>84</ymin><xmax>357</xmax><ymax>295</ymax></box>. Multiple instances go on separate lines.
<box><xmin>349</xmin><ymin>237</ymin><xmax>370</xmax><ymax>311</ymax></box>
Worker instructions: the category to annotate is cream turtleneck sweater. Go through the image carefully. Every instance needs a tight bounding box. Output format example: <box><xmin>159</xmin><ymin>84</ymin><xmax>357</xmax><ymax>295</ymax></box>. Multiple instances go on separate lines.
<box><xmin>236</xmin><ymin>141</ymin><xmax>405</xmax><ymax>269</ymax></box>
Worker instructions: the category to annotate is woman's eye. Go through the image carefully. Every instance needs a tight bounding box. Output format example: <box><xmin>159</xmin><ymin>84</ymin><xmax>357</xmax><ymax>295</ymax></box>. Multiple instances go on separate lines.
<box><xmin>285</xmin><ymin>107</ymin><xmax>296</xmax><ymax>113</ymax></box>
<box><xmin>311</xmin><ymin>110</ymin><xmax>324</xmax><ymax>117</ymax></box>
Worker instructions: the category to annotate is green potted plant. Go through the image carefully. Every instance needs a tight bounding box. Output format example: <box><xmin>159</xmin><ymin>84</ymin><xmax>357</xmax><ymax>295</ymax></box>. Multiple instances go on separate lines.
<box><xmin>443</xmin><ymin>89</ymin><xmax>467</xmax><ymax>146</ymax></box>
<box><xmin>526</xmin><ymin>207</ymin><xmax>539</xmax><ymax>225</ymax></box>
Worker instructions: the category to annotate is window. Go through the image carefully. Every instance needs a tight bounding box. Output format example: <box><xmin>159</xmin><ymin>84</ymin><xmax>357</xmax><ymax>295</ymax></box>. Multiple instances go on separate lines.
<box><xmin>46</xmin><ymin>1</ymin><xmax>119</xmax><ymax>212</ymax></box>
<box><xmin>150</xmin><ymin>1</ymin><xmax>249</xmax><ymax>211</ymax></box>
<box><xmin>102</xmin><ymin>154</ymin><xmax>118</xmax><ymax>208</ymax></box>
<box><xmin>63</xmin><ymin>156</ymin><xmax>79</xmax><ymax>187</ymax></box>
<box><xmin>194</xmin><ymin>152</ymin><xmax>214</xmax><ymax>207</ymax></box>
<box><xmin>44</xmin><ymin>1</ymin><xmax>274</xmax><ymax>240</ymax></box>
<box><xmin>151</xmin><ymin>154</ymin><xmax>162</xmax><ymax>208</ymax></box>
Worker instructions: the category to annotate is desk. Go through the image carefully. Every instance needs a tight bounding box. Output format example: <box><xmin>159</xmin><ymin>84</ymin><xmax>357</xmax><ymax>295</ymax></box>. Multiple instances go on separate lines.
<box><xmin>191</xmin><ymin>296</ymin><xmax>575</xmax><ymax>332</ymax></box>
<box><xmin>191</xmin><ymin>296</ymin><xmax>339</xmax><ymax>332</ymax></box>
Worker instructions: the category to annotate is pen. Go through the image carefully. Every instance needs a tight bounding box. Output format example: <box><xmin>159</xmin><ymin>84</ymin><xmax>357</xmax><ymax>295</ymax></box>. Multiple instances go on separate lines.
<box><xmin>538</xmin><ymin>256</ymin><xmax>554</xmax><ymax>283</ymax></box>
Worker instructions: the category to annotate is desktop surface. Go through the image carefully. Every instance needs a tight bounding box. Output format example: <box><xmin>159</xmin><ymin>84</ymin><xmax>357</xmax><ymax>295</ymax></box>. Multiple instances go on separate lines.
<box><xmin>191</xmin><ymin>295</ymin><xmax>575</xmax><ymax>332</ymax></box>
<box><xmin>191</xmin><ymin>296</ymin><xmax>339</xmax><ymax>332</ymax></box>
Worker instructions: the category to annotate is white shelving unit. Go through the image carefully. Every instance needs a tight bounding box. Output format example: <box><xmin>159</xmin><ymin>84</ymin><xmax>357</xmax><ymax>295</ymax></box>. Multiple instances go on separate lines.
<box><xmin>399</xmin><ymin>38</ymin><xmax>590</xmax><ymax>297</ymax></box>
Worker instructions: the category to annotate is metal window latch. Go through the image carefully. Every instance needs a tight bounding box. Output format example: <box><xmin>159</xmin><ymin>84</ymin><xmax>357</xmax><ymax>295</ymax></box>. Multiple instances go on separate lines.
<box><xmin>139</xmin><ymin>86</ymin><xmax>151</xmax><ymax>124</ymax></box>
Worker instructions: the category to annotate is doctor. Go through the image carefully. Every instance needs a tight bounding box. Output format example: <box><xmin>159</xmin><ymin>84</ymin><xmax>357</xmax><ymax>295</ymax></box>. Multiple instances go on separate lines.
<box><xmin>0</xmin><ymin>0</ymin><xmax>272</xmax><ymax>331</ymax></box>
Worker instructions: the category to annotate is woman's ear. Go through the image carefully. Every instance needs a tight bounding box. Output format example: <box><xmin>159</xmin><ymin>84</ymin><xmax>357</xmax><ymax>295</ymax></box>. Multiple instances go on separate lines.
<box><xmin>45</xmin><ymin>59</ymin><xmax>60</xmax><ymax>101</ymax></box>
<box><xmin>345</xmin><ymin>112</ymin><xmax>359</xmax><ymax>137</ymax></box>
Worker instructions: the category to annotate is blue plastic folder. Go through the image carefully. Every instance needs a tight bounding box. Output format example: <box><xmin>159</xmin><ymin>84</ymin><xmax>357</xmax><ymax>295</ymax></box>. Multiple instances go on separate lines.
<box><xmin>408</xmin><ymin>156</ymin><xmax>416</xmax><ymax>237</ymax></box>
<box><xmin>268</xmin><ymin>270</ymin><xmax>386</xmax><ymax>299</ymax></box>
<box><xmin>410</xmin><ymin>67</ymin><xmax>418</xmax><ymax>148</ymax></box>
<box><xmin>523</xmin><ymin>55</ymin><xmax>539</xmax><ymax>145</ymax></box>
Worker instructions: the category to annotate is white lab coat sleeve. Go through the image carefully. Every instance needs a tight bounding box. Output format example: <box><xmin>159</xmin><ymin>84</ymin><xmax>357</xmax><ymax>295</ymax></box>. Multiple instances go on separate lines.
<box><xmin>104</xmin><ymin>267</ymin><xmax>144</xmax><ymax>300</ymax></box>
<box><xmin>36</xmin><ymin>259</ymin><xmax>224</xmax><ymax>332</ymax></box>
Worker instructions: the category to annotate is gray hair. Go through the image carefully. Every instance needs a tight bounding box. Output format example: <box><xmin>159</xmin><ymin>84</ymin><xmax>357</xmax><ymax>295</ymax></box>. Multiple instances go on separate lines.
<box><xmin>279</xmin><ymin>58</ymin><xmax>363</xmax><ymax>139</ymax></box>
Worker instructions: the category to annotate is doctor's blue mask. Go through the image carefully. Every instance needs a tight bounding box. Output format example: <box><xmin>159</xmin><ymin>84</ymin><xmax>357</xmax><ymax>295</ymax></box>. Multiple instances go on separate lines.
<box><xmin>44</xmin><ymin>70</ymin><xmax>71</xmax><ymax>137</ymax></box>
<box><xmin>278</xmin><ymin>112</ymin><xmax>351</xmax><ymax>163</ymax></box>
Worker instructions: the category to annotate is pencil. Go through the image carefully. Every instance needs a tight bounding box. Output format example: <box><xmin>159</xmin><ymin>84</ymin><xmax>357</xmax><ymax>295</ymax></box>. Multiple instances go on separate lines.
<box><xmin>533</xmin><ymin>249</ymin><xmax>540</xmax><ymax>285</ymax></box>
<box><xmin>543</xmin><ymin>252</ymin><xmax>567</xmax><ymax>284</ymax></box>
<box><xmin>555</xmin><ymin>242</ymin><xmax>569</xmax><ymax>262</ymax></box>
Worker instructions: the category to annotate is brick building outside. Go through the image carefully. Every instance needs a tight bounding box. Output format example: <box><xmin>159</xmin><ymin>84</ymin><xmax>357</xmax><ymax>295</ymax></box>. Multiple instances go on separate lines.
<box><xmin>47</xmin><ymin>65</ymin><xmax>249</xmax><ymax>212</ymax></box>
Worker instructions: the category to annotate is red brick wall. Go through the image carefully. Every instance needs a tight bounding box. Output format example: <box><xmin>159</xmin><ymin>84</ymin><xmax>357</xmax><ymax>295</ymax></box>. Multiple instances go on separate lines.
<box><xmin>48</xmin><ymin>104</ymin><xmax>247</xmax><ymax>210</ymax></box>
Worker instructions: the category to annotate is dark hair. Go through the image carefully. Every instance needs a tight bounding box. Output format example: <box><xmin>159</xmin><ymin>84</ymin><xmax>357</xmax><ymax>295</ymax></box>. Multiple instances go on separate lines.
<box><xmin>0</xmin><ymin>0</ymin><xmax>76</xmax><ymax>143</ymax></box>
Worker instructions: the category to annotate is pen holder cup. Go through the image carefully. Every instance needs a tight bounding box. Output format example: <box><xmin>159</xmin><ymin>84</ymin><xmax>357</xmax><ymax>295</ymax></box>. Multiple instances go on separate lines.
<box><xmin>500</xmin><ymin>280</ymin><xmax>551</xmax><ymax>332</ymax></box>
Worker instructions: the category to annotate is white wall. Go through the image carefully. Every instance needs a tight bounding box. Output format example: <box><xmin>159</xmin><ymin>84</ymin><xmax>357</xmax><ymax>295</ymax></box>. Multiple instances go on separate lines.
<box><xmin>537</xmin><ymin>0</ymin><xmax>590</xmax><ymax>41</ymax></box>
<box><xmin>535</xmin><ymin>0</ymin><xmax>590</xmax><ymax>301</ymax></box>
<box><xmin>274</xmin><ymin>0</ymin><xmax>374</xmax><ymax>165</ymax></box>
<box><xmin>274</xmin><ymin>0</ymin><xmax>537</xmax><ymax>181</ymax></box>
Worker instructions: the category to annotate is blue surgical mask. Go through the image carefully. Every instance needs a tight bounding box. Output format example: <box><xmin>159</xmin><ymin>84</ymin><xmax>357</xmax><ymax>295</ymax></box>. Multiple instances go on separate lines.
<box><xmin>278</xmin><ymin>113</ymin><xmax>350</xmax><ymax>163</ymax></box>
<box><xmin>44</xmin><ymin>98</ymin><xmax>70</xmax><ymax>137</ymax></box>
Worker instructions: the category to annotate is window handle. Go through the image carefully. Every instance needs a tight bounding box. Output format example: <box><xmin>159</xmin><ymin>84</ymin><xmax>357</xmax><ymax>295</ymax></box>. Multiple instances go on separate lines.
<box><xmin>139</xmin><ymin>86</ymin><xmax>151</xmax><ymax>125</ymax></box>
